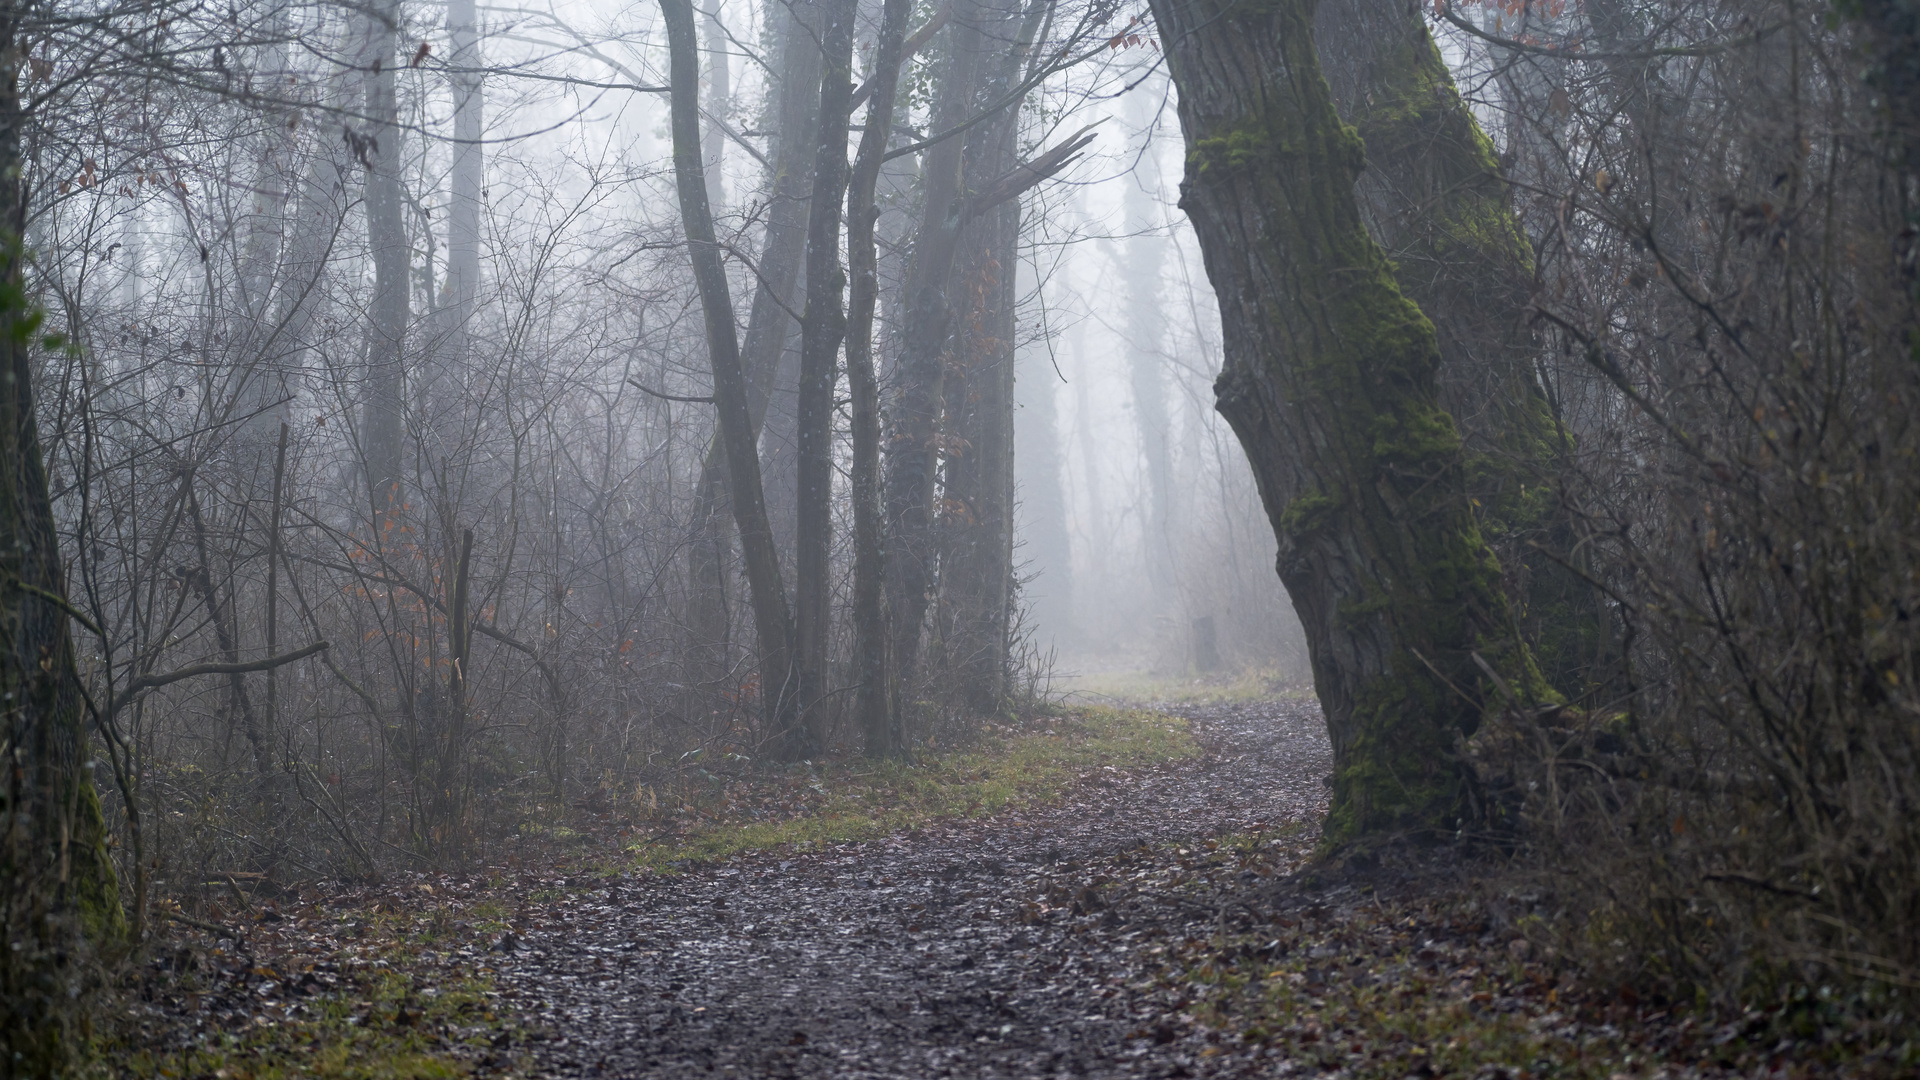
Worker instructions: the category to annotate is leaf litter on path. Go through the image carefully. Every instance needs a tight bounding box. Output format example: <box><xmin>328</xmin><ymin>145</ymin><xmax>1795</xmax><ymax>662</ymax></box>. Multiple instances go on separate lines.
<box><xmin>122</xmin><ymin>700</ymin><xmax>1906</xmax><ymax>1078</ymax></box>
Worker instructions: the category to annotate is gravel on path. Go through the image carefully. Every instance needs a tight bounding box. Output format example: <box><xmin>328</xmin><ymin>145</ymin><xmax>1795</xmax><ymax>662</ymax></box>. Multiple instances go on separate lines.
<box><xmin>493</xmin><ymin>699</ymin><xmax>1332</xmax><ymax>1079</ymax></box>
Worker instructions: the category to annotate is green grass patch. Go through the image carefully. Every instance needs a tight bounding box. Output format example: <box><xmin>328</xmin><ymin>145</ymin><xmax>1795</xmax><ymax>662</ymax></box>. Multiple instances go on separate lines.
<box><xmin>618</xmin><ymin>706</ymin><xmax>1198</xmax><ymax>873</ymax></box>
<box><xmin>104</xmin><ymin>964</ymin><xmax>505</xmax><ymax>1080</ymax></box>
<box><xmin>1061</xmin><ymin>666</ymin><xmax>1305</xmax><ymax>706</ymax></box>
<box><xmin>100</xmin><ymin>895</ymin><xmax>527</xmax><ymax>1080</ymax></box>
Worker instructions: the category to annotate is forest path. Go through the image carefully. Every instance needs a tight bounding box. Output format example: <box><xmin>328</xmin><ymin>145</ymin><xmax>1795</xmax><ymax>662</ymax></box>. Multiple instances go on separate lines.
<box><xmin>494</xmin><ymin>699</ymin><xmax>1331</xmax><ymax>1079</ymax></box>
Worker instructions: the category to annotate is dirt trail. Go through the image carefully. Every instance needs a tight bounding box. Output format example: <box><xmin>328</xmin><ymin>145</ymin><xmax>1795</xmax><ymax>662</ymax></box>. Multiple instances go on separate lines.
<box><xmin>492</xmin><ymin>700</ymin><xmax>1331</xmax><ymax>1078</ymax></box>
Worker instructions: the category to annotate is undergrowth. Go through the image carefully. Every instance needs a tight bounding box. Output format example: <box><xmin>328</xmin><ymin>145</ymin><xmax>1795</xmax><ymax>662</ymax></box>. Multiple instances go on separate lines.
<box><xmin>101</xmin><ymin>706</ymin><xmax>1199</xmax><ymax>1078</ymax></box>
<box><xmin>100</xmin><ymin>908</ymin><xmax>522</xmax><ymax>1080</ymax></box>
<box><xmin>1134</xmin><ymin>843</ymin><xmax>1920</xmax><ymax>1079</ymax></box>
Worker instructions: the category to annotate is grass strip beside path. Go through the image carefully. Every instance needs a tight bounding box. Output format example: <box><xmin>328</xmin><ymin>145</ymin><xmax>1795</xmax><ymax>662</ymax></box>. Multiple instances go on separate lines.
<box><xmin>617</xmin><ymin>706</ymin><xmax>1199</xmax><ymax>872</ymax></box>
<box><xmin>106</xmin><ymin>706</ymin><xmax>1198</xmax><ymax>1079</ymax></box>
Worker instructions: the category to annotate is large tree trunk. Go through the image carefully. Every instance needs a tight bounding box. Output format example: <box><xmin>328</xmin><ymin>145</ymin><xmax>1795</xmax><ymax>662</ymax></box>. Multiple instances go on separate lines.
<box><xmin>1147</xmin><ymin>0</ymin><xmax>1550</xmax><ymax>843</ymax></box>
<box><xmin>1315</xmin><ymin>0</ymin><xmax>1598</xmax><ymax>689</ymax></box>
<box><xmin>0</xmin><ymin>8</ymin><xmax>125</xmax><ymax>1064</ymax></box>
<box><xmin>792</xmin><ymin>0</ymin><xmax>858</xmax><ymax>755</ymax></box>
<box><xmin>937</xmin><ymin>191</ymin><xmax>1019</xmax><ymax>713</ymax></box>
<box><xmin>845</xmin><ymin>0</ymin><xmax>913</xmax><ymax>757</ymax></box>
<box><xmin>662</xmin><ymin>0</ymin><xmax>800</xmax><ymax>739</ymax></box>
<box><xmin>882</xmin><ymin>0</ymin><xmax>989</xmax><ymax>731</ymax></box>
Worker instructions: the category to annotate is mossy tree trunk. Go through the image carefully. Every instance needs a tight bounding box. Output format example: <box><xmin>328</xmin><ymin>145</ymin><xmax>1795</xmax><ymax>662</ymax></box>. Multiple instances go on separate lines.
<box><xmin>1</xmin><ymin>0</ymin><xmax>126</xmax><ymax>1063</ymax></box>
<box><xmin>1315</xmin><ymin>0</ymin><xmax>1604</xmax><ymax>690</ymax></box>
<box><xmin>1147</xmin><ymin>0</ymin><xmax>1551</xmax><ymax>843</ymax></box>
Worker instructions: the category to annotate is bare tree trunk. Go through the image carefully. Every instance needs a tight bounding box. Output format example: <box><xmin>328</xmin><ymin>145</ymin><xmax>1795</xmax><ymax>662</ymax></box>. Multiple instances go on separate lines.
<box><xmin>432</xmin><ymin>528</ymin><xmax>473</xmax><ymax>854</ymax></box>
<box><xmin>357</xmin><ymin>0</ymin><xmax>408</xmax><ymax>517</ymax></box>
<box><xmin>937</xmin><ymin>189</ymin><xmax>1019</xmax><ymax>713</ymax></box>
<box><xmin>793</xmin><ymin>0</ymin><xmax>859</xmax><ymax>754</ymax></box>
<box><xmin>924</xmin><ymin>0</ymin><xmax>1051</xmax><ymax>711</ymax></box>
<box><xmin>701</xmin><ymin>0</ymin><xmax>730</xmax><ymax>211</ymax></box>
<box><xmin>238</xmin><ymin>2</ymin><xmax>297</xmax><ymax>446</ymax></box>
<box><xmin>1119</xmin><ymin>151</ymin><xmax>1175</xmax><ymax>614</ymax></box>
<box><xmin>0</xmin><ymin>10</ymin><xmax>125</xmax><ymax>1059</ymax></box>
<box><xmin>1012</xmin><ymin>307</ymin><xmax>1071</xmax><ymax>640</ymax></box>
<box><xmin>845</xmin><ymin>0</ymin><xmax>913</xmax><ymax>756</ymax></box>
<box><xmin>662</xmin><ymin>0</ymin><xmax>800</xmax><ymax>737</ymax></box>
<box><xmin>1147</xmin><ymin>0</ymin><xmax>1551</xmax><ymax>843</ymax></box>
<box><xmin>882</xmin><ymin>0</ymin><xmax>988</xmax><ymax>732</ymax></box>
<box><xmin>685</xmin><ymin>0</ymin><xmax>821</xmax><ymax>688</ymax></box>
<box><xmin>271</xmin><ymin>22</ymin><xmax>359</xmax><ymax>421</ymax></box>
<box><xmin>444</xmin><ymin>0</ymin><xmax>483</xmax><ymax>357</ymax></box>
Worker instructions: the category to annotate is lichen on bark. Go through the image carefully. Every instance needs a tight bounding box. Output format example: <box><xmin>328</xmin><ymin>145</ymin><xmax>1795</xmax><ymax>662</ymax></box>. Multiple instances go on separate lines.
<box><xmin>1153</xmin><ymin>0</ymin><xmax>1554</xmax><ymax>844</ymax></box>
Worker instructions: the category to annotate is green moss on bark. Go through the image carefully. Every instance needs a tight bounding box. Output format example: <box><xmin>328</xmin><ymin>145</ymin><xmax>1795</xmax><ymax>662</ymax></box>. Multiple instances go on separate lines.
<box><xmin>1161</xmin><ymin>0</ymin><xmax>1557</xmax><ymax>845</ymax></box>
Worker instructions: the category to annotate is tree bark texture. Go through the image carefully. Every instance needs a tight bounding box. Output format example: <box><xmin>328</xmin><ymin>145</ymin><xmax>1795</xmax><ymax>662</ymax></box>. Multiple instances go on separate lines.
<box><xmin>883</xmin><ymin>0</ymin><xmax>990</xmax><ymax>729</ymax></box>
<box><xmin>846</xmin><ymin>0</ymin><xmax>914</xmax><ymax>757</ymax></box>
<box><xmin>1148</xmin><ymin>0</ymin><xmax>1547</xmax><ymax>842</ymax></box>
<box><xmin>0</xmin><ymin>4</ymin><xmax>125</xmax><ymax>1062</ymax></box>
<box><xmin>793</xmin><ymin>0</ymin><xmax>859</xmax><ymax>755</ymax></box>
<box><xmin>1315</xmin><ymin>0</ymin><xmax>1597</xmax><ymax>689</ymax></box>
<box><xmin>937</xmin><ymin>193</ymin><xmax>1019</xmax><ymax>713</ymax></box>
<box><xmin>929</xmin><ymin>0</ymin><xmax>1045</xmax><ymax>714</ymax></box>
<box><xmin>662</xmin><ymin>0</ymin><xmax>801</xmax><ymax>737</ymax></box>
<box><xmin>357</xmin><ymin>0</ymin><xmax>409</xmax><ymax>517</ymax></box>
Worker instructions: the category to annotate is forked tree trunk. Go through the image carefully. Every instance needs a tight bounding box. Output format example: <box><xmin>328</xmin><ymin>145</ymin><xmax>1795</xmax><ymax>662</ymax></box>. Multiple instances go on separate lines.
<box><xmin>1147</xmin><ymin>0</ymin><xmax>1551</xmax><ymax>843</ymax></box>
<box><xmin>882</xmin><ymin>0</ymin><xmax>988</xmax><ymax>730</ymax></box>
<box><xmin>662</xmin><ymin>0</ymin><xmax>801</xmax><ymax>739</ymax></box>
<box><xmin>845</xmin><ymin>0</ymin><xmax>913</xmax><ymax>756</ymax></box>
<box><xmin>935</xmin><ymin>0</ymin><xmax>1050</xmax><ymax>714</ymax></box>
<box><xmin>684</xmin><ymin>0</ymin><xmax>821</xmax><ymax>690</ymax></box>
<box><xmin>792</xmin><ymin>0</ymin><xmax>858</xmax><ymax>756</ymax></box>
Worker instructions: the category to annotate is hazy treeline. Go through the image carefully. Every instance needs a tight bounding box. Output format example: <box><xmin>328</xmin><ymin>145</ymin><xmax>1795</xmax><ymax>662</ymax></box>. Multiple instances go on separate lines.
<box><xmin>15</xmin><ymin>0</ymin><xmax>1281</xmax><ymax>910</ymax></box>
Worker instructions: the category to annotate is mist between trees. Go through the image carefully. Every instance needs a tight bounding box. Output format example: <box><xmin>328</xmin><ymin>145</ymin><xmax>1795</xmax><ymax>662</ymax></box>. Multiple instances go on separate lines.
<box><xmin>1</xmin><ymin>0</ymin><xmax>1918</xmax><ymax>1067</ymax></box>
